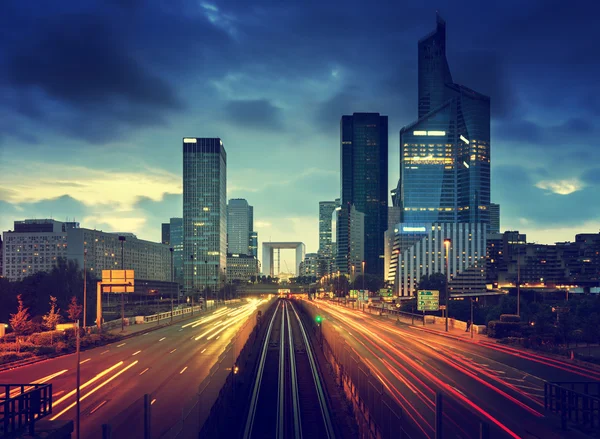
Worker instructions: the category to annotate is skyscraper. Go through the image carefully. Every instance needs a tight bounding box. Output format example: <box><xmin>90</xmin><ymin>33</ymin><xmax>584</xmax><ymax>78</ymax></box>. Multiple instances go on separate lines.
<box><xmin>183</xmin><ymin>137</ymin><xmax>227</xmax><ymax>296</ymax></box>
<box><xmin>318</xmin><ymin>200</ymin><xmax>338</xmax><ymax>257</ymax></box>
<box><xmin>386</xmin><ymin>14</ymin><xmax>491</xmax><ymax>297</ymax></box>
<box><xmin>339</xmin><ymin>113</ymin><xmax>388</xmax><ymax>276</ymax></box>
<box><xmin>169</xmin><ymin>218</ymin><xmax>184</xmax><ymax>286</ymax></box>
<box><xmin>227</xmin><ymin>199</ymin><xmax>254</xmax><ymax>255</ymax></box>
<box><xmin>489</xmin><ymin>203</ymin><xmax>500</xmax><ymax>234</ymax></box>
<box><xmin>161</xmin><ymin>223</ymin><xmax>170</xmax><ymax>245</ymax></box>
<box><xmin>395</xmin><ymin>13</ymin><xmax>490</xmax><ymax>225</ymax></box>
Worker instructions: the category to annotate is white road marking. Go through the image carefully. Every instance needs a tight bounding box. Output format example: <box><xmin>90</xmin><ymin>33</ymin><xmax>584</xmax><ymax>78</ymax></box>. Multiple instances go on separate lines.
<box><xmin>201</xmin><ymin>349</ymin><xmax>206</xmax><ymax>354</ymax></box>
<box><xmin>139</xmin><ymin>368</ymin><xmax>150</xmax><ymax>376</ymax></box>
<box><xmin>117</xmin><ymin>343</ymin><xmax>126</xmax><ymax>348</ymax></box>
<box><xmin>90</xmin><ymin>400</ymin><xmax>108</xmax><ymax>414</ymax></box>
<box><xmin>159</xmin><ymin>337</ymin><xmax>166</xmax><ymax>341</ymax></box>
<box><xmin>169</xmin><ymin>349</ymin><xmax>176</xmax><ymax>354</ymax></box>
<box><xmin>132</xmin><ymin>350</ymin><xmax>141</xmax><ymax>356</ymax></box>
<box><xmin>100</xmin><ymin>350</ymin><xmax>109</xmax><ymax>355</ymax></box>
<box><xmin>180</xmin><ymin>367</ymin><xmax>188</xmax><ymax>374</ymax></box>
<box><xmin>80</xmin><ymin>359</ymin><xmax>91</xmax><ymax>365</ymax></box>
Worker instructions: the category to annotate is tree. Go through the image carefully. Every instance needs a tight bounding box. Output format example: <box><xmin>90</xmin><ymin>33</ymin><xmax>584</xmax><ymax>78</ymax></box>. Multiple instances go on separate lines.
<box><xmin>43</xmin><ymin>295</ymin><xmax>62</xmax><ymax>330</ymax></box>
<box><xmin>352</xmin><ymin>274</ymin><xmax>384</xmax><ymax>293</ymax></box>
<box><xmin>10</xmin><ymin>294</ymin><xmax>32</xmax><ymax>334</ymax></box>
<box><xmin>67</xmin><ymin>296</ymin><xmax>83</xmax><ymax>322</ymax></box>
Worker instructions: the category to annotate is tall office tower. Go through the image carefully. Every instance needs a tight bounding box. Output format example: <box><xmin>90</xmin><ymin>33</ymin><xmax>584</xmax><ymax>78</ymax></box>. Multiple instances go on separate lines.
<box><xmin>318</xmin><ymin>201</ymin><xmax>338</xmax><ymax>257</ymax></box>
<box><xmin>169</xmin><ymin>218</ymin><xmax>184</xmax><ymax>286</ymax></box>
<box><xmin>489</xmin><ymin>203</ymin><xmax>500</xmax><ymax>234</ymax></box>
<box><xmin>227</xmin><ymin>199</ymin><xmax>254</xmax><ymax>255</ymax></box>
<box><xmin>339</xmin><ymin>113</ymin><xmax>388</xmax><ymax>276</ymax></box>
<box><xmin>161</xmin><ymin>223</ymin><xmax>170</xmax><ymax>245</ymax></box>
<box><xmin>396</xmin><ymin>13</ymin><xmax>490</xmax><ymax>225</ymax></box>
<box><xmin>249</xmin><ymin>231</ymin><xmax>258</xmax><ymax>258</ymax></box>
<box><xmin>183</xmin><ymin>138</ymin><xmax>227</xmax><ymax>296</ymax></box>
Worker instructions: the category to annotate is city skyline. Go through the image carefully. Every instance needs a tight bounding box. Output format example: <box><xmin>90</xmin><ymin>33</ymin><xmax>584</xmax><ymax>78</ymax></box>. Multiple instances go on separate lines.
<box><xmin>1</xmin><ymin>1</ymin><xmax>600</xmax><ymax>272</ymax></box>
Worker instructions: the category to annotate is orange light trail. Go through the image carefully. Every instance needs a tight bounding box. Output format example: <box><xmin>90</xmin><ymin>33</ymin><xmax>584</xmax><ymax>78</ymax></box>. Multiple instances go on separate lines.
<box><xmin>50</xmin><ymin>361</ymin><xmax>138</xmax><ymax>420</ymax></box>
<box><xmin>52</xmin><ymin>362</ymin><xmax>123</xmax><ymax>408</ymax></box>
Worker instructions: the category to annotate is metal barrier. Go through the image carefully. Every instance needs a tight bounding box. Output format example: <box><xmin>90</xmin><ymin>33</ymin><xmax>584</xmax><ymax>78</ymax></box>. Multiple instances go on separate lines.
<box><xmin>0</xmin><ymin>383</ymin><xmax>53</xmax><ymax>436</ymax></box>
<box><xmin>544</xmin><ymin>381</ymin><xmax>600</xmax><ymax>431</ymax></box>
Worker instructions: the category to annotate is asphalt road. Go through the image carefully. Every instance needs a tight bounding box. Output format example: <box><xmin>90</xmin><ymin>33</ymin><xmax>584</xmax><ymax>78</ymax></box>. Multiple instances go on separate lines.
<box><xmin>310</xmin><ymin>299</ymin><xmax>600</xmax><ymax>439</ymax></box>
<box><xmin>0</xmin><ymin>299</ymin><xmax>266</xmax><ymax>439</ymax></box>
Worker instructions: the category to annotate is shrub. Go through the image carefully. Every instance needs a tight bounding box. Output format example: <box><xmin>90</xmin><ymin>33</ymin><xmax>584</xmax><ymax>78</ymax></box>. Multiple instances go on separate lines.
<box><xmin>28</xmin><ymin>331</ymin><xmax>65</xmax><ymax>346</ymax></box>
<box><xmin>500</xmin><ymin>314</ymin><xmax>521</xmax><ymax>323</ymax></box>
<box><xmin>34</xmin><ymin>346</ymin><xmax>56</xmax><ymax>356</ymax></box>
<box><xmin>0</xmin><ymin>351</ymin><xmax>34</xmax><ymax>365</ymax></box>
<box><xmin>55</xmin><ymin>341</ymin><xmax>68</xmax><ymax>354</ymax></box>
<box><xmin>488</xmin><ymin>321</ymin><xmax>523</xmax><ymax>338</ymax></box>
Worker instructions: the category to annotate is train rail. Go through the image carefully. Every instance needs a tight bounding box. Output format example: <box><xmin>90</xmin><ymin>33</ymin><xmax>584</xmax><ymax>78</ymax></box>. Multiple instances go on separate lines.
<box><xmin>243</xmin><ymin>299</ymin><xmax>335</xmax><ymax>439</ymax></box>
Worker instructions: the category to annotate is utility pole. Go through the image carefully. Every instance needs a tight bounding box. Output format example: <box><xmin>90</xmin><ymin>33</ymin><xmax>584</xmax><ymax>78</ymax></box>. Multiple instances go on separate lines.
<box><xmin>170</xmin><ymin>248</ymin><xmax>174</xmax><ymax>323</ymax></box>
<box><xmin>517</xmin><ymin>246</ymin><xmax>521</xmax><ymax>317</ymax></box>
<box><xmin>76</xmin><ymin>319</ymin><xmax>81</xmax><ymax>439</ymax></box>
<box><xmin>119</xmin><ymin>236</ymin><xmax>126</xmax><ymax>332</ymax></box>
<box><xmin>83</xmin><ymin>249</ymin><xmax>87</xmax><ymax>328</ymax></box>
<box><xmin>444</xmin><ymin>239</ymin><xmax>451</xmax><ymax>332</ymax></box>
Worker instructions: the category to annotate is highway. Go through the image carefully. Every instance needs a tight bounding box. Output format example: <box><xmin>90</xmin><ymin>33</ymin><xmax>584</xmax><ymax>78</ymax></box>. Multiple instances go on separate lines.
<box><xmin>0</xmin><ymin>299</ymin><xmax>267</xmax><ymax>439</ymax></box>
<box><xmin>309</xmin><ymin>299</ymin><xmax>600</xmax><ymax>439</ymax></box>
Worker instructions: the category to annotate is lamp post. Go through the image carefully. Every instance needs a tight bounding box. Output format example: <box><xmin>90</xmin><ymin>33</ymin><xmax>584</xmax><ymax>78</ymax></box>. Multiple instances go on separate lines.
<box><xmin>170</xmin><ymin>248</ymin><xmax>174</xmax><ymax>323</ymax></box>
<box><xmin>444</xmin><ymin>239</ymin><xmax>451</xmax><ymax>332</ymax></box>
<box><xmin>361</xmin><ymin>261</ymin><xmax>366</xmax><ymax>292</ymax></box>
<box><xmin>119</xmin><ymin>236</ymin><xmax>126</xmax><ymax>332</ymax></box>
<box><xmin>83</xmin><ymin>249</ymin><xmax>87</xmax><ymax>328</ymax></box>
<box><xmin>517</xmin><ymin>246</ymin><xmax>521</xmax><ymax>317</ymax></box>
<box><xmin>190</xmin><ymin>254</ymin><xmax>195</xmax><ymax>316</ymax></box>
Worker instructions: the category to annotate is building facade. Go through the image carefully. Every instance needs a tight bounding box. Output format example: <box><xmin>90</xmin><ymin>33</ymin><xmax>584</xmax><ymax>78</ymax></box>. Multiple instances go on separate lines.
<box><xmin>489</xmin><ymin>203</ymin><xmax>500</xmax><ymax>234</ymax></box>
<box><xmin>389</xmin><ymin>222</ymin><xmax>487</xmax><ymax>297</ymax></box>
<box><xmin>336</xmin><ymin>204</ymin><xmax>365</xmax><ymax>275</ymax></box>
<box><xmin>2</xmin><ymin>219</ymin><xmax>172</xmax><ymax>283</ymax></box>
<box><xmin>249</xmin><ymin>231</ymin><xmax>258</xmax><ymax>258</ymax></box>
<box><xmin>339</xmin><ymin>113</ymin><xmax>388</xmax><ymax>277</ymax></box>
<box><xmin>300</xmin><ymin>253</ymin><xmax>319</xmax><ymax>277</ymax></box>
<box><xmin>183</xmin><ymin>137</ymin><xmax>227</xmax><ymax>295</ymax></box>
<box><xmin>226</xmin><ymin>253</ymin><xmax>259</xmax><ymax>283</ymax></box>
<box><xmin>169</xmin><ymin>218</ymin><xmax>184</xmax><ymax>286</ymax></box>
<box><xmin>161</xmin><ymin>223</ymin><xmax>171</xmax><ymax>245</ymax></box>
<box><xmin>318</xmin><ymin>200</ymin><xmax>339</xmax><ymax>258</ymax></box>
<box><xmin>395</xmin><ymin>14</ymin><xmax>491</xmax><ymax>226</ymax></box>
<box><xmin>227</xmin><ymin>199</ymin><xmax>254</xmax><ymax>256</ymax></box>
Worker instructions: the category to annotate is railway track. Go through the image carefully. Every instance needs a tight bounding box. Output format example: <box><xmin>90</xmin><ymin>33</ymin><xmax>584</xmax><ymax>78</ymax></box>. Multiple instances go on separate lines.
<box><xmin>243</xmin><ymin>299</ymin><xmax>335</xmax><ymax>439</ymax></box>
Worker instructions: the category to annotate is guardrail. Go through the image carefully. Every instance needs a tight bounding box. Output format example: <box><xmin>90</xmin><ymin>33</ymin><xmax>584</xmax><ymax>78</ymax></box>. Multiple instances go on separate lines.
<box><xmin>0</xmin><ymin>383</ymin><xmax>53</xmax><ymax>436</ymax></box>
<box><xmin>544</xmin><ymin>381</ymin><xmax>600</xmax><ymax>431</ymax></box>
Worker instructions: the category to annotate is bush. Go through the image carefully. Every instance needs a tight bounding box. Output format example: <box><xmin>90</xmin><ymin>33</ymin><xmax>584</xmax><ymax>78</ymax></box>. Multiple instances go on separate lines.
<box><xmin>488</xmin><ymin>321</ymin><xmax>524</xmax><ymax>338</ymax></box>
<box><xmin>0</xmin><ymin>351</ymin><xmax>34</xmax><ymax>365</ymax></box>
<box><xmin>500</xmin><ymin>314</ymin><xmax>521</xmax><ymax>323</ymax></box>
<box><xmin>28</xmin><ymin>331</ymin><xmax>65</xmax><ymax>346</ymax></box>
<box><xmin>34</xmin><ymin>346</ymin><xmax>56</xmax><ymax>356</ymax></box>
<box><xmin>55</xmin><ymin>341</ymin><xmax>68</xmax><ymax>354</ymax></box>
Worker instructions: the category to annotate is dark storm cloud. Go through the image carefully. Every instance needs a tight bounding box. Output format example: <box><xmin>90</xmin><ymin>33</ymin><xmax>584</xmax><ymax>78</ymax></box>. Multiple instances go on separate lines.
<box><xmin>0</xmin><ymin>0</ymin><xmax>231</xmax><ymax>144</ymax></box>
<box><xmin>494</xmin><ymin>165</ymin><xmax>600</xmax><ymax>228</ymax></box>
<box><xmin>315</xmin><ymin>88</ymin><xmax>362</xmax><ymax>132</ymax></box>
<box><xmin>224</xmin><ymin>100</ymin><xmax>284</xmax><ymax>131</ymax></box>
<box><xmin>497</xmin><ymin>117</ymin><xmax>595</xmax><ymax>147</ymax></box>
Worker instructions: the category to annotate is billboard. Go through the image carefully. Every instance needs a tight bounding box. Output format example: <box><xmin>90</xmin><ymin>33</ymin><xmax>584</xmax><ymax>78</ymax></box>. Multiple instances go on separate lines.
<box><xmin>101</xmin><ymin>270</ymin><xmax>135</xmax><ymax>293</ymax></box>
<box><xmin>417</xmin><ymin>290</ymin><xmax>439</xmax><ymax>311</ymax></box>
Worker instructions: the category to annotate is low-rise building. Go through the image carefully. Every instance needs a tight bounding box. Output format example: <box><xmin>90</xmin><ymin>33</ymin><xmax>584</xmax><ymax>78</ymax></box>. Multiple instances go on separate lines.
<box><xmin>226</xmin><ymin>253</ymin><xmax>260</xmax><ymax>283</ymax></box>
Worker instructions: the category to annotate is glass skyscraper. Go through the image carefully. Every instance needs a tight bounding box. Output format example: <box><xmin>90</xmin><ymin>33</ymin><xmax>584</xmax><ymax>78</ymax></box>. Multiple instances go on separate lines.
<box><xmin>396</xmin><ymin>13</ymin><xmax>491</xmax><ymax>225</ymax></box>
<box><xmin>183</xmin><ymin>138</ymin><xmax>227</xmax><ymax>296</ymax></box>
<box><xmin>227</xmin><ymin>198</ymin><xmax>254</xmax><ymax>256</ymax></box>
<box><xmin>169</xmin><ymin>217</ymin><xmax>184</xmax><ymax>287</ymax></box>
<box><xmin>339</xmin><ymin>113</ymin><xmax>388</xmax><ymax>277</ymax></box>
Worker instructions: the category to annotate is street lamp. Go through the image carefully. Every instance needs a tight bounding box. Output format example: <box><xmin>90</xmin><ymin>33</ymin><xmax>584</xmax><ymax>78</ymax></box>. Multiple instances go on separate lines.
<box><xmin>190</xmin><ymin>254</ymin><xmax>195</xmax><ymax>315</ymax></box>
<box><xmin>83</xmin><ymin>249</ymin><xmax>87</xmax><ymax>328</ymax></box>
<box><xmin>119</xmin><ymin>236</ymin><xmax>126</xmax><ymax>332</ymax></box>
<box><xmin>444</xmin><ymin>239</ymin><xmax>451</xmax><ymax>332</ymax></box>
<box><xmin>170</xmin><ymin>248</ymin><xmax>174</xmax><ymax>323</ymax></box>
<box><xmin>361</xmin><ymin>261</ymin><xmax>366</xmax><ymax>292</ymax></box>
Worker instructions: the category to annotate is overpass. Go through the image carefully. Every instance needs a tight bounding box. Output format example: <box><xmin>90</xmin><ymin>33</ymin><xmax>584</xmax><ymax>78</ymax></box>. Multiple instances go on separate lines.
<box><xmin>237</xmin><ymin>283</ymin><xmax>309</xmax><ymax>295</ymax></box>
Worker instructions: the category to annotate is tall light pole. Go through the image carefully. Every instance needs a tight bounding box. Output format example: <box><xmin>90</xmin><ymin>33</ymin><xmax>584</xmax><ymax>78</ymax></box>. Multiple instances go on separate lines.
<box><xmin>361</xmin><ymin>261</ymin><xmax>366</xmax><ymax>292</ymax></box>
<box><xmin>170</xmin><ymin>248</ymin><xmax>174</xmax><ymax>323</ymax></box>
<box><xmin>190</xmin><ymin>254</ymin><xmax>195</xmax><ymax>315</ymax></box>
<box><xmin>83</xmin><ymin>249</ymin><xmax>87</xmax><ymax>328</ymax></box>
<box><xmin>119</xmin><ymin>236</ymin><xmax>126</xmax><ymax>332</ymax></box>
<box><xmin>517</xmin><ymin>246</ymin><xmax>521</xmax><ymax>317</ymax></box>
<box><xmin>444</xmin><ymin>239</ymin><xmax>451</xmax><ymax>332</ymax></box>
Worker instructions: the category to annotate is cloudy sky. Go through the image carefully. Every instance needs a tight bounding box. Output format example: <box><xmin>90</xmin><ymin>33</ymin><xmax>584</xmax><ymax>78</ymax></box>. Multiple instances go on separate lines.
<box><xmin>1</xmin><ymin>0</ymin><xmax>599</xmax><ymax>266</ymax></box>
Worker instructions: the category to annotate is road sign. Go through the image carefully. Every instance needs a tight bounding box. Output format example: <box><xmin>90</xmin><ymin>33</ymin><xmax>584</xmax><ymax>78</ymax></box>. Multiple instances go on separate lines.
<box><xmin>417</xmin><ymin>290</ymin><xmax>440</xmax><ymax>311</ymax></box>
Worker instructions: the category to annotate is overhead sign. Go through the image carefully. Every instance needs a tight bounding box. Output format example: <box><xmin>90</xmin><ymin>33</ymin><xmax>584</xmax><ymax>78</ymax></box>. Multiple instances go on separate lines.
<box><xmin>379</xmin><ymin>288</ymin><xmax>393</xmax><ymax>297</ymax></box>
<box><xmin>417</xmin><ymin>290</ymin><xmax>439</xmax><ymax>311</ymax></box>
<box><xmin>101</xmin><ymin>270</ymin><xmax>135</xmax><ymax>293</ymax></box>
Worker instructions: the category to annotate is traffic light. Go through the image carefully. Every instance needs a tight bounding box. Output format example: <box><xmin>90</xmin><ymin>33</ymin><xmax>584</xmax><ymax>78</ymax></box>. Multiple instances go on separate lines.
<box><xmin>315</xmin><ymin>315</ymin><xmax>323</xmax><ymax>324</ymax></box>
